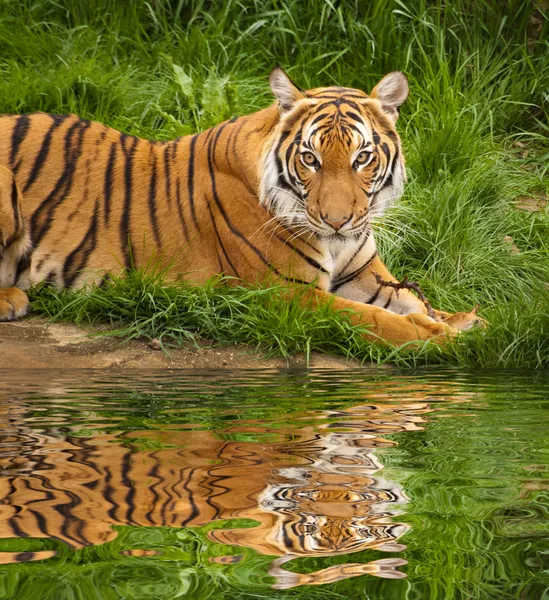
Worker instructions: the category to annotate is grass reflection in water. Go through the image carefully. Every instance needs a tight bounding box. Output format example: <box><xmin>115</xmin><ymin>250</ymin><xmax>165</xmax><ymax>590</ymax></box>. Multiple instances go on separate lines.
<box><xmin>0</xmin><ymin>370</ymin><xmax>547</xmax><ymax>600</ymax></box>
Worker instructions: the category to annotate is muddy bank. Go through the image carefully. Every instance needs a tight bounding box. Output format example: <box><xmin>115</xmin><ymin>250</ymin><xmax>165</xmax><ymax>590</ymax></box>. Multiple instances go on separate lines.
<box><xmin>0</xmin><ymin>318</ymin><xmax>365</xmax><ymax>370</ymax></box>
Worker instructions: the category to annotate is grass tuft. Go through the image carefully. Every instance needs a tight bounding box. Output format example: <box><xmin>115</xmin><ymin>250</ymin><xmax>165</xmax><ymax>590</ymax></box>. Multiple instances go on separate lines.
<box><xmin>28</xmin><ymin>271</ymin><xmax>549</xmax><ymax>369</ymax></box>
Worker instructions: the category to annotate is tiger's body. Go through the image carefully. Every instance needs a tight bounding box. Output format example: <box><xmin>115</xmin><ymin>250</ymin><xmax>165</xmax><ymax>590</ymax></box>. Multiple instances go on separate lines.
<box><xmin>0</xmin><ymin>69</ymin><xmax>481</xmax><ymax>343</ymax></box>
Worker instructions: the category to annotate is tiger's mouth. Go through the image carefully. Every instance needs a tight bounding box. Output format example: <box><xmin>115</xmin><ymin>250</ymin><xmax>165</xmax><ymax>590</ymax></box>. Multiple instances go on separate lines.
<box><xmin>304</xmin><ymin>213</ymin><xmax>368</xmax><ymax>241</ymax></box>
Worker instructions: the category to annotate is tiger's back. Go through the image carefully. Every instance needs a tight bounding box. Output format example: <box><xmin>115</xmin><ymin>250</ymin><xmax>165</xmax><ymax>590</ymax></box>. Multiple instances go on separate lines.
<box><xmin>0</xmin><ymin>113</ymin><xmax>207</xmax><ymax>290</ymax></box>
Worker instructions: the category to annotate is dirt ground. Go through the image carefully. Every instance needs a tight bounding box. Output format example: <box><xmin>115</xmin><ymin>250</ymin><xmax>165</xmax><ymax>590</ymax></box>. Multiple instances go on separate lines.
<box><xmin>0</xmin><ymin>317</ymin><xmax>364</xmax><ymax>369</ymax></box>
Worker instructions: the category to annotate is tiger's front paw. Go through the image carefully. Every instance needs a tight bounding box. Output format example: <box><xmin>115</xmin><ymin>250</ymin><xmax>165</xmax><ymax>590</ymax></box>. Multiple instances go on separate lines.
<box><xmin>0</xmin><ymin>288</ymin><xmax>30</xmax><ymax>321</ymax></box>
<box><xmin>439</xmin><ymin>310</ymin><xmax>487</xmax><ymax>332</ymax></box>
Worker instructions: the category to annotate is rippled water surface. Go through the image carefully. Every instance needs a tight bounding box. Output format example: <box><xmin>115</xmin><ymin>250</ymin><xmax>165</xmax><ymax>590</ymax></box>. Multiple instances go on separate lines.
<box><xmin>0</xmin><ymin>369</ymin><xmax>548</xmax><ymax>600</ymax></box>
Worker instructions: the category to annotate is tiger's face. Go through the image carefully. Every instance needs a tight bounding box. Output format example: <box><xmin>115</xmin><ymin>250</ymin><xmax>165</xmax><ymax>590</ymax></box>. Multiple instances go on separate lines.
<box><xmin>260</xmin><ymin>68</ymin><xmax>409</xmax><ymax>241</ymax></box>
<box><xmin>257</xmin><ymin>431</ymin><xmax>409</xmax><ymax>559</ymax></box>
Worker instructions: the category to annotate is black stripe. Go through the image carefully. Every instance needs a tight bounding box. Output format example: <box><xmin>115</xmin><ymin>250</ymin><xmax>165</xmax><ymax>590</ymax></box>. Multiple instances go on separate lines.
<box><xmin>119</xmin><ymin>134</ymin><xmax>139</xmax><ymax>270</ymax></box>
<box><xmin>346</xmin><ymin>111</ymin><xmax>365</xmax><ymax>124</ymax></box>
<box><xmin>96</xmin><ymin>274</ymin><xmax>111</xmax><ymax>289</ymax></box>
<box><xmin>284</xmin><ymin>134</ymin><xmax>303</xmax><ymax>191</ymax></box>
<box><xmin>211</xmin><ymin>119</ymin><xmax>232</xmax><ymax>169</ymax></box>
<box><xmin>365</xmin><ymin>284</ymin><xmax>381</xmax><ymax>304</ymax></box>
<box><xmin>381</xmin><ymin>171</ymin><xmax>393</xmax><ymax>191</ymax></box>
<box><xmin>330</xmin><ymin>251</ymin><xmax>377</xmax><ymax>292</ymax></box>
<box><xmin>332</xmin><ymin>231</ymin><xmax>371</xmax><ymax>283</ymax></box>
<box><xmin>160</xmin><ymin>456</ymin><xmax>186</xmax><ymax>527</ymax></box>
<box><xmin>19</xmin><ymin>476</ymin><xmax>58</xmax><ymax>541</ymax></box>
<box><xmin>54</xmin><ymin>488</ymin><xmax>85</xmax><ymax>546</ymax></box>
<box><xmin>187</xmin><ymin>134</ymin><xmax>199</xmax><ymax>230</ymax></box>
<box><xmin>380</xmin><ymin>142</ymin><xmax>391</xmax><ymax>162</ymax></box>
<box><xmin>207</xmin><ymin>199</ymin><xmax>240</xmax><ymax>278</ymax></box>
<box><xmin>309</xmin><ymin>112</ymin><xmax>331</xmax><ymax>128</ymax></box>
<box><xmin>171</xmin><ymin>136</ymin><xmax>181</xmax><ymax>160</ymax></box>
<box><xmin>174</xmin><ymin>177</ymin><xmax>189</xmax><ymax>242</ymax></box>
<box><xmin>224</xmin><ymin>125</ymin><xmax>237</xmax><ymax>168</ymax></box>
<box><xmin>25</xmin><ymin>507</ymin><xmax>54</xmax><ymax>541</ymax></box>
<box><xmin>214</xmin><ymin>245</ymin><xmax>224</xmax><ymax>272</ymax></box>
<box><xmin>144</xmin><ymin>457</ymin><xmax>162</xmax><ymax>526</ymax></box>
<box><xmin>15</xmin><ymin>552</ymin><xmax>36</xmax><ymax>563</ymax></box>
<box><xmin>344</xmin><ymin>122</ymin><xmax>366</xmax><ymax>137</ymax></box>
<box><xmin>10</xmin><ymin>115</ymin><xmax>31</xmax><ymax>171</ymax></box>
<box><xmin>360</xmin><ymin>186</ymin><xmax>375</xmax><ymax>199</ymax></box>
<box><xmin>383</xmin><ymin>128</ymin><xmax>398</xmax><ymax>142</ymax></box>
<box><xmin>63</xmin><ymin>200</ymin><xmax>99</xmax><ymax>287</ymax></box>
<box><xmin>121</xmin><ymin>453</ymin><xmax>137</xmax><ymax>525</ymax></box>
<box><xmin>104</xmin><ymin>466</ymin><xmax>118</xmax><ymax>521</ymax></box>
<box><xmin>96</xmin><ymin>128</ymin><xmax>107</xmax><ymax>145</ymax></box>
<box><xmin>163</xmin><ymin>144</ymin><xmax>172</xmax><ymax>208</ymax></box>
<box><xmin>14</xmin><ymin>252</ymin><xmax>32</xmax><ymax>284</ymax></box>
<box><xmin>281</xmin><ymin>521</ymin><xmax>296</xmax><ymax>551</ymax></box>
<box><xmin>30</xmin><ymin>118</ymin><xmax>92</xmax><ymax>246</ymax></box>
<box><xmin>3</xmin><ymin>480</ymin><xmax>27</xmax><ymax>538</ymax></box>
<box><xmin>23</xmin><ymin>115</ymin><xmax>69</xmax><ymax>193</ymax></box>
<box><xmin>299</xmin><ymin>236</ymin><xmax>323</xmax><ymax>257</ymax></box>
<box><xmin>201</xmin><ymin>475</ymin><xmax>224</xmax><ymax>522</ymax></box>
<box><xmin>374</xmin><ymin>145</ymin><xmax>397</xmax><ymax>194</ymax></box>
<box><xmin>275</xmin><ymin>233</ymin><xmax>327</xmax><ymax>273</ymax></box>
<box><xmin>383</xmin><ymin>290</ymin><xmax>394</xmax><ymax>309</ymax></box>
<box><xmin>273</xmin><ymin>130</ymin><xmax>301</xmax><ymax>197</ymax></box>
<box><xmin>244</xmin><ymin>121</ymin><xmax>270</xmax><ymax>144</ymax></box>
<box><xmin>314</xmin><ymin>98</ymin><xmax>362</xmax><ymax>113</ymax></box>
<box><xmin>230</xmin><ymin>119</ymin><xmax>257</xmax><ymax>196</ymax></box>
<box><xmin>380</xmin><ymin>148</ymin><xmax>398</xmax><ymax>191</ymax></box>
<box><xmin>103</xmin><ymin>142</ymin><xmax>117</xmax><ymax>224</ymax></box>
<box><xmin>10</xmin><ymin>179</ymin><xmax>21</xmax><ymax>235</ymax></box>
<box><xmin>180</xmin><ymin>468</ymin><xmax>200</xmax><ymax>526</ymax></box>
<box><xmin>148</xmin><ymin>149</ymin><xmax>161</xmax><ymax>248</ymax></box>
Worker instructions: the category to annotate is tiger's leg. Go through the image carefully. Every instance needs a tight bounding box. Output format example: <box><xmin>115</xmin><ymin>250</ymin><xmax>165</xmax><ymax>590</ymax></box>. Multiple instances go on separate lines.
<box><xmin>0</xmin><ymin>165</ymin><xmax>31</xmax><ymax>321</ymax></box>
<box><xmin>309</xmin><ymin>289</ymin><xmax>452</xmax><ymax>344</ymax></box>
<box><xmin>333</xmin><ymin>245</ymin><xmax>484</xmax><ymax>334</ymax></box>
<box><xmin>270</xmin><ymin>556</ymin><xmax>408</xmax><ymax>589</ymax></box>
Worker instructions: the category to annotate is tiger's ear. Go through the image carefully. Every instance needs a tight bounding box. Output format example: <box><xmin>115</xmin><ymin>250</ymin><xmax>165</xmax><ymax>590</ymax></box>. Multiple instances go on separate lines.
<box><xmin>269</xmin><ymin>67</ymin><xmax>304</xmax><ymax>113</ymax></box>
<box><xmin>370</xmin><ymin>72</ymin><xmax>409</xmax><ymax>123</ymax></box>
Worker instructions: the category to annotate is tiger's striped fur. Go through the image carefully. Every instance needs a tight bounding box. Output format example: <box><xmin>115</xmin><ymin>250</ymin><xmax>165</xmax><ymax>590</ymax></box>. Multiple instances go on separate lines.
<box><xmin>0</xmin><ymin>68</ymin><xmax>482</xmax><ymax>342</ymax></box>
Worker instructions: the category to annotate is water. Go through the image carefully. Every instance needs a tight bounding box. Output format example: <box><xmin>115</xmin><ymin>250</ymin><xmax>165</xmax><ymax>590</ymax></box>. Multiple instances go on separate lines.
<box><xmin>0</xmin><ymin>369</ymin><xmax>547</xmax><ymax>600</ymax></box>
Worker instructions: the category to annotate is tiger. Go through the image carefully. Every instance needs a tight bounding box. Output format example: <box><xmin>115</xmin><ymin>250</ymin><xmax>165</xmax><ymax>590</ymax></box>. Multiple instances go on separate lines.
<box><xmin>0</xmin><ymin>67</ymin><xmax>482</xmax><ymax>343</ymax></box>
<box><xmin>0</xmin><ymin>387</ymin><xmax>428</xmax><ymax>587</ymax></box>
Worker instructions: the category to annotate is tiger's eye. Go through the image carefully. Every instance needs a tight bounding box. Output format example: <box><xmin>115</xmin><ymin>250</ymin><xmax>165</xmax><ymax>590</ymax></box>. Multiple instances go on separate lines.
<box><xmin>355</xmin><ymin>151</ymin><xmax>370</xmax><ymax>164</ymax></box>
<box><xmin>302</xmin><ymin>151</ymin><xmax>318</xmax><ymax>167</ymax></box>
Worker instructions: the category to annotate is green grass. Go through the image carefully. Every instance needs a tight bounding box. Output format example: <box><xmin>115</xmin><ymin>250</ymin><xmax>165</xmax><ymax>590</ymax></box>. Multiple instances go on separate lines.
<box><xmin>2</xmin><ymin>0</ymin><xmax>549</xmax><ymax>368</ymax></box>
<box><xmin>28</xmin><ymin>270</ymin><xmax>549</xmax><ymax>368</ymax></box>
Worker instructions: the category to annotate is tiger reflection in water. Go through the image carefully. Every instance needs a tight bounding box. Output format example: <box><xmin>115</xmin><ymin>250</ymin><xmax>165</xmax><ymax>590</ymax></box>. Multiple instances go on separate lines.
<box><xmin>0</xmin><ymin>393</ymin><xmax>431</xmax><ymax>589</ymax></box>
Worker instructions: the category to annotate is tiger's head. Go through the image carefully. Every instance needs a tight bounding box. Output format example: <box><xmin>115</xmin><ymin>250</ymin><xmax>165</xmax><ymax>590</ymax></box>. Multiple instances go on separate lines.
<box><xmin>260</xmin><ymin>67</ymin><xmax>409</xmax><ymax>240</ymax></box>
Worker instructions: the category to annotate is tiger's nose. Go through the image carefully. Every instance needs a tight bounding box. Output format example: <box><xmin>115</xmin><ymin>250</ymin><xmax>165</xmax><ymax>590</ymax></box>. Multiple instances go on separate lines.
<box><xmin>322</xmin><ymin>214</ymin><xmax>351</xmax><ymax>231</ymax></box>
